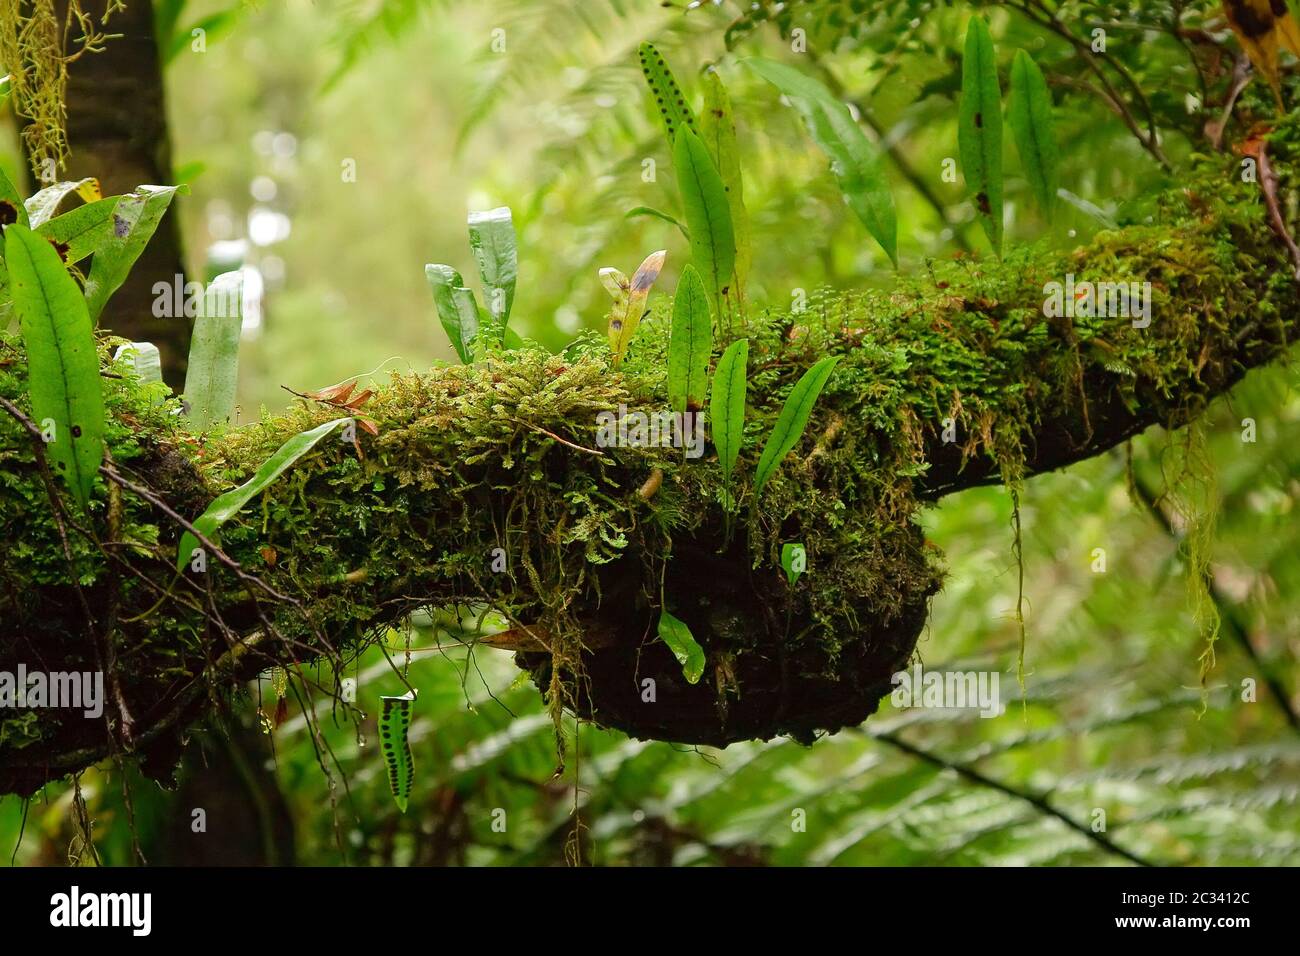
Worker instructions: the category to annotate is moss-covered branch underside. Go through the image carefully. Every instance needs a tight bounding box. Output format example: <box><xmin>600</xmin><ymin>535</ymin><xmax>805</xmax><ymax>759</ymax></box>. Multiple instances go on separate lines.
<box><xmin>1</xmin><ymin>151</ymin><xmax>1297</xmax><ymax>796</ymax></box>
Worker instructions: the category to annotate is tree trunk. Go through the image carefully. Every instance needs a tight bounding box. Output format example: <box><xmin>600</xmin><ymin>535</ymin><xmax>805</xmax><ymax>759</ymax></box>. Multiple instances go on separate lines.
<box><xmin>29</xmin><ymin>0</ymin><xmax>190</xmax><ymax>388</ymax></box>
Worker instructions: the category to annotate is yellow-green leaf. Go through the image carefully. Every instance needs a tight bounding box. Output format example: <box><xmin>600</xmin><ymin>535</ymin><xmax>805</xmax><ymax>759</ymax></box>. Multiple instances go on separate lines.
<box><xmin>743</xmin><ymin>56</ymin><xmax>897</xmax><ymax>267</ymax></box>
<box><xmin>37</xmin><ymin>197</ymin><xmax>122</xmax><ymax>265</ymax></box>
<box><xmin>270</xmin><ymin>665</ymin><xmax>288</xmax><ymax>700</ymax></box>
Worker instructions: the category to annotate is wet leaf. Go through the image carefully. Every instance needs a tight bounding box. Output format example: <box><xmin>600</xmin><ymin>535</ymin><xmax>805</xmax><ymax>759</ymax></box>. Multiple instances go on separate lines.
<box><xmin>182</xmin><ymin>271</ymin><xmax>243</xmax><ymax>431</ymax></box>
<box><xmin>467</xmin><ymin>206</ymin><xmax>517</xmax><ymax>337</ymax></box>
<box><xmin>658</xmin><ymin>610</ymin><xmax>705</xmax><ymax>685</ymax></box>
<box><xmin>425</xmin><ymin>263</ymin><xmax>481</xmax><ymax>364</ymax></box>
<box><xmin>113</xmin><ymin>341</ymin><xmax>164</xmax><ymax>386</ymax></box>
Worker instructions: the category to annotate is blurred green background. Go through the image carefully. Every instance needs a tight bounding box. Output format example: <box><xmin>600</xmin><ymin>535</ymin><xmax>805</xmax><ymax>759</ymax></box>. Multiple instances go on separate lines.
<box><xmin>1</xmin><ymin>0</ymin><xmax>1297</xmax><ymax>865</ymax></box>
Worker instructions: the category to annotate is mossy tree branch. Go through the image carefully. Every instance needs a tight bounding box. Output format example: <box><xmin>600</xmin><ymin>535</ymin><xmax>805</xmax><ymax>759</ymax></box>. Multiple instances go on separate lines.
<box><xmin>2</xmin><ymin>144</ymin><xmax>1298</xmax><ymax>795</ymax></box>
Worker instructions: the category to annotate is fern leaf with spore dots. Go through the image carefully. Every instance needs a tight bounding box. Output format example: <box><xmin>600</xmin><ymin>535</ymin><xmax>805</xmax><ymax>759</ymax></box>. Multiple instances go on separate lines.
<box><xmin>380</xmin><ymin>691</ymin><xmax>416</xmax><ymax>813</ymax></box>
<box><xmin>638</xmin><ymin>42</ymin><xmax>698</xmax><ymax>146</ymax></box>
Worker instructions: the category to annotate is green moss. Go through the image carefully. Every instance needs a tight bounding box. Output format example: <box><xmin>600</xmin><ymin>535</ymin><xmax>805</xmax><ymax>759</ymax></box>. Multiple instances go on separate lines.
<box><xmin>2</xmin><ymin>136</ymin><xmax>1298</xmax><ymax>776</ymax></box>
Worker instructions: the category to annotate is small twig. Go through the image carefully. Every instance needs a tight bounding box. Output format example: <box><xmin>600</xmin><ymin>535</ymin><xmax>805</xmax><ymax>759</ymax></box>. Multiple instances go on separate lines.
<box><xmin>100</xmin><ymin>462</ymin><xmax>298</xmax><ymax>607</ymax></box>
<box><xmin>508</xmin><ymin>416</ymin><xmax>605</xmax><ymax>456</ymax></box>
<box><xmin>1013</xmin><ymin>0</ymin><xmax>1171</xmax><ymax>172</ymax></box>
<box><xmin>1256</xmin><ymin>144</ymin><xmax>1300</xmax><ymax>281</ymax></box>
<box><xmin>1206</xmin><ymin>56</ymin><xmax>1253</xmax><ymax>151</ymax></box>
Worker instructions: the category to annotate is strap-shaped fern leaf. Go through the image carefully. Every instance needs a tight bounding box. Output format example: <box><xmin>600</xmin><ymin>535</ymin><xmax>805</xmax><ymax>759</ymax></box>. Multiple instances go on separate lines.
<box><xmin>379</xmin><ymin>690</ymin><xmax>416</xmax><ymax>813</ymax></box>
<box><xmin>638</xmin><ymin>42</ymin><xmax>698</xmax><ymax>145</ymax></box>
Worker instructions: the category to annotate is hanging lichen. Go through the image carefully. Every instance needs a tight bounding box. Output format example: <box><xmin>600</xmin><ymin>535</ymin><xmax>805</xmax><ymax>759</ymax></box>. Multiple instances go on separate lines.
<box><xmin>1159</xmin><ymin>419</ymin><xmax>1223</xmax><ymax>708</ymax></box>
<box><xmin>0</xmin><ymin>0</ymin><xmax>125</xmax><ymax>180</ymax></box>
